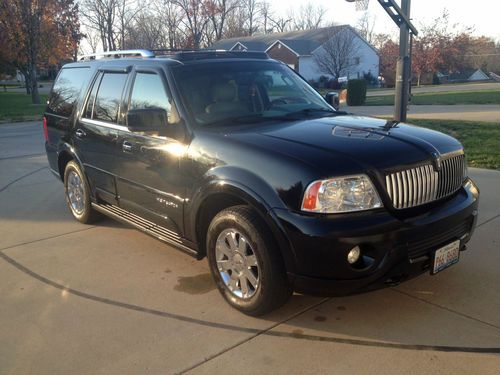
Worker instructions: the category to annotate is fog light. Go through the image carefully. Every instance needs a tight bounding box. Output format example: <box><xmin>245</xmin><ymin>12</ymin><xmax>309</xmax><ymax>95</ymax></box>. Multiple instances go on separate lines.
<box><xmin>347</xmin><ymin>246</ymin><xmax>361</xmax><ymax>264</ymax></box>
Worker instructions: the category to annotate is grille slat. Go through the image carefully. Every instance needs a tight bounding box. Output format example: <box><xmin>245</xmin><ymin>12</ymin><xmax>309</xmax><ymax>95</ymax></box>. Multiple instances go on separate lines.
<box><xmin>385</xmin><ymin>153</ymin><xmax>466</xmax><ymax>209</ymax></box>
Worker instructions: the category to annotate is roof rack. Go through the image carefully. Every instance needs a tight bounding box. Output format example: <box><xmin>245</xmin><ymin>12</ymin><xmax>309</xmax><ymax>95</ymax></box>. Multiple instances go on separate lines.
<box><xmin>169</xmin><ymin>50</ymin><xmax>269</xmax><ymax>61</ymax></box>
<box><xmin>76</xmin><ymin>48</ymin><xmax>269</xmax><ymax>62</ymax></box>
<box><xmin>77</xmin><ymin>49</ymin><xmax>155</xmax><ymax>61</ymax></box>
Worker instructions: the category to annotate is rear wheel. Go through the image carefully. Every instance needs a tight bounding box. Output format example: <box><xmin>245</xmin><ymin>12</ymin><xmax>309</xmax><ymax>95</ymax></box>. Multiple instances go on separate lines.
<box><xmin>64</xmin><ymin>161</ymin><xmax>101</xmax><ymax>224</ymax></box>
<box><xmin>207</xmin><ymin>205</ymin><xmax>292</xmax><ymax>316</ymax></box>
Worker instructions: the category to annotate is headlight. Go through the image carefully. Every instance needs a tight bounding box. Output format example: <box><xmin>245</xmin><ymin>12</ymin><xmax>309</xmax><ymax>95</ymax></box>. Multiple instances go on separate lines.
<box><xmin>301</xmin><ymin>174</ymin><xmax>382</xmax><ymax>213</ymax></box>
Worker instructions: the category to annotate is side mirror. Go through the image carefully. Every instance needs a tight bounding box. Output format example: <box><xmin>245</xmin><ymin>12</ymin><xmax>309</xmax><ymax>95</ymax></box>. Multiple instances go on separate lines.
<box><xmin>324</xmin><ymin>92</ymin><xmax>340</xmax><ymax>110</ymax></box>
<box><xmin>127</xmin><ymin>108</ymin><xmax>167</xmax><ymax>132</ymax></box>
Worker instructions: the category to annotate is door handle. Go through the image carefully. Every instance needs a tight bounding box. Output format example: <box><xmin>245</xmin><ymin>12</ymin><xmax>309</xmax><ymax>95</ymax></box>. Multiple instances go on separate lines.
<box><xmin>75</xmin><ymin>128</ymin><xmax>86</xmax><ymax>138</ymax></box>
<box><xmin>122</xmin><ymin>141</ymin><xmax>133</xmax><ymax>152</ymax></box>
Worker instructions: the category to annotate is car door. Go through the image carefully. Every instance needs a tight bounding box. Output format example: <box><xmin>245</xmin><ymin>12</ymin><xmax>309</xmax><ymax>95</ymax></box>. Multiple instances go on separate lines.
<box><xmin>74</xmin><ymin>67</ymin><xmax>130</xmax><ymax>205</ymax></box>
<box><xmin>115</xmin><ymin>66</ymin><xmax>188</xmax><ymax>237</ymax></box>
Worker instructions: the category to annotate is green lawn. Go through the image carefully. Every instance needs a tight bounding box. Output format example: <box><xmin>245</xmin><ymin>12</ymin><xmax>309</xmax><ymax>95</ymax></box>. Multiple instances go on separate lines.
<box><xmin>408</xmin><ymin>119</ymin><xmax>500</xmax><ymax>170</ymax></box>
<box><xmin>0</xmin><ymin>92</ymin><xmax>48</xmax><ymax>121</ymax></box>
<box><xmin>366</xmin><ymin>89</ymin><xmax>500</xmax><ymax>106</ymax></box>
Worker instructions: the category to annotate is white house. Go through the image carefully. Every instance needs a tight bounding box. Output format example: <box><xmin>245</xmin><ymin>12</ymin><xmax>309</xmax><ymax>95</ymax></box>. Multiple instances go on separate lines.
<box><xmin>210</xmin><ymin>26</ymin><xmax>379</xmax><ymax>82</ymax></box>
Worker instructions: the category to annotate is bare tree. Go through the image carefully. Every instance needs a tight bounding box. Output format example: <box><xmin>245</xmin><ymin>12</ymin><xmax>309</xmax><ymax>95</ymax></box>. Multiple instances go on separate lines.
<box><xmin>356</xmin><ymin>11</ymin><xmax>376</xmax><ymax>44</ymax></box>
<box><xmin>268</xmin><ymin>15</ymin><xmax>292</xmax><ymax>33</ymax></box>
<box><xmin>371</xmin><ymin>32</ymin><xmax>391</xmax><ymax>51</ymax></box>
<box><xmin>116</xmin><ymin>0</ymin><xmax>141</xmax><ymax>49</ymax></box>
<box><xmin>291</xmin><ymin>3</ymin><xmax>327</xmax><ymax>30</ymax></box>
<box><xmin>224</xmin><ymin>6</ymin><xmax>247</xmax><ymax>38</ymax></box>
<box><xmin>314</xmin><ymin>26</ymin><xmax>361</xmax><ymax>79</ymax></box>
<box><xmin>241</xmin><ymin>0</ymin><xmax>259</xmax><ymax>36</ymax></box>
<box><xmin>205</xmin><ymin>0</ymin><xmax>241</xmax><ymax>43</ymax></box>
<box><xmin>125</xmin><ymin>10</ymin><xmax>163</xmax><ymax>49</ymax></box>
<box><xmin>259</xmin><ymin>1</ymin><xmax>272</xmax><ymax>34</ymax></box>
<box><xmin>153</xmin><ymin>0</ymin><xmax>183</xmax><ymax>49</ymax></box>
<box><xmin>81</xmin><ymin>0</ymin><xmax>118</xmax><ymax>51</ymax></box>
<box><xmin>83</xmin><ymin>29</ymin><xmax>101</xmax><ymax>54</ymax></box>
<box><xmin>171</xmin><ymin>0</ymin><xmax>210</xmax><ymax>48</ymax></box>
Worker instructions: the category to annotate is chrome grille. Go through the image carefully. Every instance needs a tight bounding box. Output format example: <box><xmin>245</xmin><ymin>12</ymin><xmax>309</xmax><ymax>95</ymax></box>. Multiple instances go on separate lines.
<box><xmin>385</xmin><ymin>153</ymin><xmax>467</xmax><ymax>209</ymax></box>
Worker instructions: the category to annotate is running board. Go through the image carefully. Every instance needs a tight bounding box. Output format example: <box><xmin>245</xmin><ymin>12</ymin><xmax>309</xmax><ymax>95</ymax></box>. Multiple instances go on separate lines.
<box><xmin>92</xmin><ymin>202</ymin><xmax>198</xmax><ymax>257</ymax></box>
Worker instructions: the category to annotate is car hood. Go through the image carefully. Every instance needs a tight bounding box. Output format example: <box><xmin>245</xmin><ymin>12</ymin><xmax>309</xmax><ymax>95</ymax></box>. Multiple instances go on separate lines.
<box><xmin>239</xmin><ymin>115</ymin><xmax>463</xmax><ymax>172</ymax></box>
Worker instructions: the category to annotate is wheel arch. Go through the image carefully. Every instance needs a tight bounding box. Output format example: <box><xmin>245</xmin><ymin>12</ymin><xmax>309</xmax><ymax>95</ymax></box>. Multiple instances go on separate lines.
<box><xmin>190</xmin><ymin>180</ymin><xmax>297</xmax><ymax>274</ymax></box>
<box><xmin>56</xmin><ymin>144</ymin><xmax>97</xmax><ymax>201</ymax></box>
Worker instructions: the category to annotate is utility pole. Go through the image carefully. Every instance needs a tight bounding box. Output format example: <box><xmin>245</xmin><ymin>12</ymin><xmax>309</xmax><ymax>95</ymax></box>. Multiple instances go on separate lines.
<box><xmin>375</xmin><ymin>0</ymin><xmax>418</xmax><ymax>122</ymax></box>
<box><xmin>346</xmin><ymin>0</ymin><xmax>418</xmax><ymax>122</ymax></box>
<box><xmin>393</xmin><ymin>0</ymin><xmax>411</xmax><ymax>121</ymax></box>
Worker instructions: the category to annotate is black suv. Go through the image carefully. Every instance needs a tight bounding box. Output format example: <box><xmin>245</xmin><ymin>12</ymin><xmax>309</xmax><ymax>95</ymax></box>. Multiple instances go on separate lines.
<box><xmin>44</xmin><ymin>50</ymin><xmax>479</xmax><ymax>315</ymax></box>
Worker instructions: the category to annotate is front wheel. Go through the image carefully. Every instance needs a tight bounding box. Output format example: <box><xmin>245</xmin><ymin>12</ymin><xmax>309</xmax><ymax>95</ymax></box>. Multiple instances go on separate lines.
<box><xmin>64</xmin><ymin>160</ymin><xmax>101</xmax><ymax>224</ymax></box>
<box><xmin>206</xmin><ymin>205</ymin><xmax>292</xmax><ymax>316</ymax></box>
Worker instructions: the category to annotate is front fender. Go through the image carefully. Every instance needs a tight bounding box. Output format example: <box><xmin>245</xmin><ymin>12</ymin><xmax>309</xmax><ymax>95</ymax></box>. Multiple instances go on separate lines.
<box><xmin>185</xmin><ymin>166</ymin><xmax>298</xmax><ymax>273</ymax></box>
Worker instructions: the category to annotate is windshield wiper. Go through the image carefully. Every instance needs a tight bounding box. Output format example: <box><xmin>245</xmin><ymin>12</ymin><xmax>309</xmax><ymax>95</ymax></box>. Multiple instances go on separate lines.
<box><xmin>203</xmin><ymin>114</ymin><xmax>266</xmax><ymax>126</ymax></box>
<box><xmin>284</xmin><ymin>108</ymin><xmax>346</xmax><ymax>118</ymax></box>
<box><xmin>204</xmin><ymin>113</ymin><xmax>305</xmax><ymax>126</ymax></box>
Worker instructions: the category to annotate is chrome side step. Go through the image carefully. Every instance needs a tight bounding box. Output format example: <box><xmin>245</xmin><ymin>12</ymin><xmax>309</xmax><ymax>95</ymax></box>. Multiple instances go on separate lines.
<box><xmin>92</xmin><ymin>202</ymin><xmax>197</xmax><ymax>257</ymax></box>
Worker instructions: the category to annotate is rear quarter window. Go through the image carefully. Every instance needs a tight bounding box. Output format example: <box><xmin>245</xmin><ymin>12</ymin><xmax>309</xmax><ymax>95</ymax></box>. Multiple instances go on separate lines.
<box><xmin>47</xmin><ymin>67</ymin><xmax>91</xmax><ymax>118</ymax></box>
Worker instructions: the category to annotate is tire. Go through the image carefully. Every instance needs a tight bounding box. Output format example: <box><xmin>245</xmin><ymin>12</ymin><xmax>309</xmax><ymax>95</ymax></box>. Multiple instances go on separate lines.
<box><xmin>63</xmin><ymin>160</ymin><xmax>102</xmax><ymax>224</ymax></box>
<box><xmin>207</xmin><ymin>205</ymin><xmax>292</xmax><ymax>316</ymax></box>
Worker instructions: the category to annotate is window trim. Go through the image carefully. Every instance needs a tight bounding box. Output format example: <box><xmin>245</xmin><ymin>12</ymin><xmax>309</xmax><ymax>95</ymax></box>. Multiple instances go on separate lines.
<box><xmin>83</xmin><ymin>71</ymin><xmax>103</xmax><ymax>121</ymax></box>
<box><xmin>83</xmin><ymin>71</ymin><xmax>129</xmax><ymax>125</ymax></box>
<box><xmin>80</xmin><ymin>117</ymin><xmax>131</xmax><ymax>132</ymax></box>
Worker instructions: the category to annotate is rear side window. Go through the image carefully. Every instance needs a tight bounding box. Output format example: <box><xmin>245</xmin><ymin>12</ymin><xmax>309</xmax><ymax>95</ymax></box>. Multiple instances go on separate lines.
<box><xmin>84</xmin><ymin>72</ymin><xmax>128</xmax><ymax>123</ymax></box>
<box><xmin>47</xmin><ymin>67</ymin><xmax>90</xmax><ymax>117</ymax></box>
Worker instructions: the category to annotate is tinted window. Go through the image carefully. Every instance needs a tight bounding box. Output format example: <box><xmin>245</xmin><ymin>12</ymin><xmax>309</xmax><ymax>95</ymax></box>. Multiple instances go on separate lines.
<box><xmin>130</xmin><ymin>73</ymin><xmax>171</xmax><ymax>114</ymax></box>
<box><xmin>48</xmin><ymin>67</ymin><xmax>90</xmax><ymax>117</ymax></box>
<box><xmin>94</xmin><ymin>73</ymin><xmax>128</xmax><ymax>123</ymax></box>
<box><xmin>84</xmin><ymin>72</ymin><xmax>102</xmax><ymax>119</ymax></box>
<box><xmin>171</xmin><ymin>61</ymin><xmax>332</xmax><ymax>127</ymax></box>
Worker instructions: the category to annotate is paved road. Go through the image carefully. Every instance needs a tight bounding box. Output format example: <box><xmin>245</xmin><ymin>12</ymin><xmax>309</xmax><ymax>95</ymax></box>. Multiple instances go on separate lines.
<box><xmin>1</xmin><ymin>122</ymin><xmax>499</xmax><ymax>374</ymax></box>
<box><xmin>345</xmin><ymin>105</ymin><xmax>500</xmax><ymax>123</ymax></box>
<box><xmin>368</xmin><ymin>82</ymin><xmax>500</xmax><ymax>97</ymax></box>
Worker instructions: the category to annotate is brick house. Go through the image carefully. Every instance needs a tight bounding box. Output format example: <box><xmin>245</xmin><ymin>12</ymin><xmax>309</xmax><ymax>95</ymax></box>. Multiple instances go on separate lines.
<box><xmin>210</xmin><ymin>26</ymin><xmax>379</xmax><ymax>82</ymax></box>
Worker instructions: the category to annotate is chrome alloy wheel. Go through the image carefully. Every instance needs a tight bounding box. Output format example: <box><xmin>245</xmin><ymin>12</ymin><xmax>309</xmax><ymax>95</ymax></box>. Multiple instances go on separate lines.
<box><xmin>67</xmin><ymin>170</ymin><xmax>85</xmax><ymax>215</ymax></box>
<box><xmin>215</xmin><ymin>229</ymin><xmax>260</xmax><ymax>299</ymax></box>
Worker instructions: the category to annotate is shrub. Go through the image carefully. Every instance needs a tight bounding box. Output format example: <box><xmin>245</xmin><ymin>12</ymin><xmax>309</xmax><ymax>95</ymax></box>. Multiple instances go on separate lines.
<box><xmin>346</xmin><ymin>79</ymin><xmax>367</xmax><ymax>106</ymax></box>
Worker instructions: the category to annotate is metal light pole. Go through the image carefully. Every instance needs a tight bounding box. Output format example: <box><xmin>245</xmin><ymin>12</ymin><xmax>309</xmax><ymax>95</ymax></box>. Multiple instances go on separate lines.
<box><xmin>346</xmin><ymin>0</ymin><xmax>418</xmax><ymax>122</ymax></box>
<box><xmin>393</xmin><ymin>0</ymin><xmax>411</xmax><ymax>121</ymax></box>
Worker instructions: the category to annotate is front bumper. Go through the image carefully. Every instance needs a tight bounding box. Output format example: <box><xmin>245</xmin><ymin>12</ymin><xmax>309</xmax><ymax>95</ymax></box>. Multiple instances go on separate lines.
<box><xmin>273</xmin><ymin>179</ymin><xmax>479</xmax><ymax>296</ymax></box>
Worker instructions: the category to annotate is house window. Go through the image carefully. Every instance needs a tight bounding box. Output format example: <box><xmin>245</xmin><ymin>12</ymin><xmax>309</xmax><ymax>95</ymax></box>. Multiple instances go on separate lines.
<box><xmin>354</xmin><ymin>57</ymin><xmax>360</xmax><ymax>65</ymax></box>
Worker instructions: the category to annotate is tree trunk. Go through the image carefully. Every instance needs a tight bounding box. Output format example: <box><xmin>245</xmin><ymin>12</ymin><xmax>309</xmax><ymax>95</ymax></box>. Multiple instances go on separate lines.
<box><xmin>30</xmin><ymin>65</ymin><xmax>40</xmax><ymax>104</ymax></box>
<box><xmin>25</xmin><ymin>73</ymin><xmax>31</xmax><ymax>95</ymax></box>
<box><xmin>417</xmin><ymin>74</ymin><xmax>421</xmax><ymax>87</ymax></box>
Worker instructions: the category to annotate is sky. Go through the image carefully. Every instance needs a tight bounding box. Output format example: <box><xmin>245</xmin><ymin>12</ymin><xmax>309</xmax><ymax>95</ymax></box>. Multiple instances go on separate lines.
<box><xmin>272</xmin><ymin>0</ymin><xmax>500</xmax><ymax>41</ymax></box>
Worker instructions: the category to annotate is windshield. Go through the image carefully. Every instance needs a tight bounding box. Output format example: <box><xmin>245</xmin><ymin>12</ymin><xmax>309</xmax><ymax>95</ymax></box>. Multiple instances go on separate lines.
<box><xmin>171</xmin><ymin>61</ymin><xmax>335</xmax><ymax>127</ymax></box>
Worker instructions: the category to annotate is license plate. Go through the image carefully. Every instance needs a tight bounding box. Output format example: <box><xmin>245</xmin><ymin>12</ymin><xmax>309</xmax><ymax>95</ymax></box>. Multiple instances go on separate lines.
<box><xmin>432</xmin><ymin>240</ymin><xmax>460</xmax><ymax>275</ymax></box>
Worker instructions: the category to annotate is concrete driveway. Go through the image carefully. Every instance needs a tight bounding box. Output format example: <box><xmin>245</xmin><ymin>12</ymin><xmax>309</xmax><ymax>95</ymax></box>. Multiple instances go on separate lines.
<box><xmin>1</xmin><ymin>122</ymin><xmax>499</xmax><ymax>374</ymax></box>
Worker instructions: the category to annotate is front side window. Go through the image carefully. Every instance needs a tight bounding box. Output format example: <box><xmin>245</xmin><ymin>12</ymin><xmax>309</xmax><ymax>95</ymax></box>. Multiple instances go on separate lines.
<box><xmin>130</xmin><ymin>73</ymin><xmax>170</xmax><ymax>112</ymax></box>
<box><xmin>129</xmin><ymin>72</ymin><xmax>178</xmax><ymax>124</ymax></box>
<box><xmin>93</xmin><ymin>73</ymin><xmax>128</xmax><ymax>123</ymax></box>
